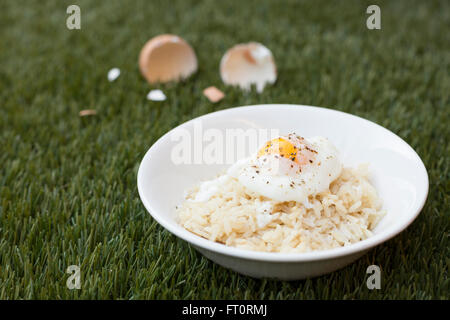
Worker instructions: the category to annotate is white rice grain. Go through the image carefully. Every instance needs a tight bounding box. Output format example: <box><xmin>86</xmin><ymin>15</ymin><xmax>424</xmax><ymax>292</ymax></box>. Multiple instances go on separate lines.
<box><xmin>177</xmin><ymin>166</ymin><xmax>385</xmax><ymax>253</ymax></box>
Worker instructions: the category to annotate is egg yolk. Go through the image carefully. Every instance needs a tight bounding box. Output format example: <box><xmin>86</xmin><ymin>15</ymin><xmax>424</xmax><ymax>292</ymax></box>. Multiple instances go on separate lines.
<box><xmin>257</xmin><ymin>137</ymin><xmax>314</xmax><ymax>166</ymax></box>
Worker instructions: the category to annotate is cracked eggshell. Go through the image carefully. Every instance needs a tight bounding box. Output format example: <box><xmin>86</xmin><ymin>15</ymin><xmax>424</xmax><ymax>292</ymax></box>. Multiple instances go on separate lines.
<box><xmin>139</xmin><ymin>34</ymin><xmax>198</xmax><ymax>84</ymax></box>
<box><xmin>220</xmin><ymin>42</ymin><xmax>277</xmax><ymax>93</ymax></box>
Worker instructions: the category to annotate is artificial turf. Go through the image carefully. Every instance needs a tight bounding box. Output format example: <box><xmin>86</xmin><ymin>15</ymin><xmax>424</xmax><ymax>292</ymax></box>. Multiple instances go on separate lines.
<box><xmin>0</xmin><ymin>0</ymin><xmax>448</xmax><ymax>299</ymax></box>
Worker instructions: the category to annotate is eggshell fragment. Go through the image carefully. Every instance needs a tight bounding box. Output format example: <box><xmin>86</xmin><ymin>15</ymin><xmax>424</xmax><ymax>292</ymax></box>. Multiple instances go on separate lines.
<box><xmin>79</xmin><ymin>109</ymin><xmax>97</xmax><ymax>117</ymax></box>
<box><xmin>107</xmin><ymin>68</ymin><xmax>120</xmax><ymax>82</ymax></box>
<box><xmin>203</xmin><ymin>86</ymin><xmax>225</xmax><ymax>103</ymax></box>
<box><xmin>139</xmin><ymin>34</ymin><xmax>197</xmax><ymax>84</ymax></box>
<box><xmin>147</xmin><ymin>89</ymin><xmax>166</xmax><ymax>101</ymax></box>
<box><xmin>220</xmin><ymin>42</ymin><xmax>277</xmax><ymax>93</ymax></box>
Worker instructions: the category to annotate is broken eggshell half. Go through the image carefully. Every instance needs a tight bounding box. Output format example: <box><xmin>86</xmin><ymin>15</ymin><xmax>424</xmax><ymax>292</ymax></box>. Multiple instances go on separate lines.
<box><xmin>139</xmin><ymin>34</ymin><xmax>198</xmax><ymax>84</ymax></box>
<box><xmin>220</xmin><ymin>42</ymin><xmax>277</xmax><ymax>93</ymax></box>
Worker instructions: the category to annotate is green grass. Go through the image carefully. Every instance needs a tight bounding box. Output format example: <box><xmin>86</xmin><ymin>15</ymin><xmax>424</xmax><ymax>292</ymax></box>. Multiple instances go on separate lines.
<box><xmin>0</xmin><ymin>0</ymin><xmax>449</xmax><ymax>299</ymax></box>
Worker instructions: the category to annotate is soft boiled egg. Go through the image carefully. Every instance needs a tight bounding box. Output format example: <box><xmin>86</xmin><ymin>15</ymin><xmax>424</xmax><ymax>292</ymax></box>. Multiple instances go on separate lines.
<box><xmin>227</xmin><ymin>134</ymin><xmax>343</xmax><ymax>204</ymax></box>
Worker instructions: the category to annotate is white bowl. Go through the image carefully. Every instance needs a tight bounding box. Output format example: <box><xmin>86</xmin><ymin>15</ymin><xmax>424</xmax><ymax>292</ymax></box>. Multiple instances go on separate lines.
<box><xmin>137</xmin><ymin>104</ymin><xmax>428</xmax><ymax>280</ymax></box>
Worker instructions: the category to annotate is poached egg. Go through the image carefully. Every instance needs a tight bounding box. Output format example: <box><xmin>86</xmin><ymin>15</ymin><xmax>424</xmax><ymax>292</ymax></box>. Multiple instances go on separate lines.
<box><xmin>227</xmin><ymin>134</ymin><xmax>342</xmax><ymax>203</ymax></box>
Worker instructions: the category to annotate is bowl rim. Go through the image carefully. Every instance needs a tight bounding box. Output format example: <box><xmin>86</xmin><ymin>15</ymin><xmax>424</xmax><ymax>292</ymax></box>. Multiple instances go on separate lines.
<box><xmin>137</xmin><ymin>104</ymin><xmax>429</xmax><ymax>262</ymax></box>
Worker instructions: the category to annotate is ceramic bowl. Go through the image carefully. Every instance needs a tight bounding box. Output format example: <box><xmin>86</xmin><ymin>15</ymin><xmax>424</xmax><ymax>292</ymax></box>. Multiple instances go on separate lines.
<box><xmin>137</xmin><ymin>104</ymin><xmax>428</xmax><ymax>280</ymax></box>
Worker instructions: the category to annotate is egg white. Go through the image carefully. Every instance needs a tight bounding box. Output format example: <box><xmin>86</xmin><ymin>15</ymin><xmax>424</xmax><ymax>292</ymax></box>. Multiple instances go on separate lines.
<box><xmin>227</xmin><ymin>136</ymin><xmax>342</xmax><ymax>203</ymax></box>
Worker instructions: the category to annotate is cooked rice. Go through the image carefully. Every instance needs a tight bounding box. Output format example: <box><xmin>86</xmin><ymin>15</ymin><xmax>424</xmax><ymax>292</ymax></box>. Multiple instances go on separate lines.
<box><xmin>177</xmin><ymin>164</ymin><xmax>385</xmax><ymax>253</ymax></box>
